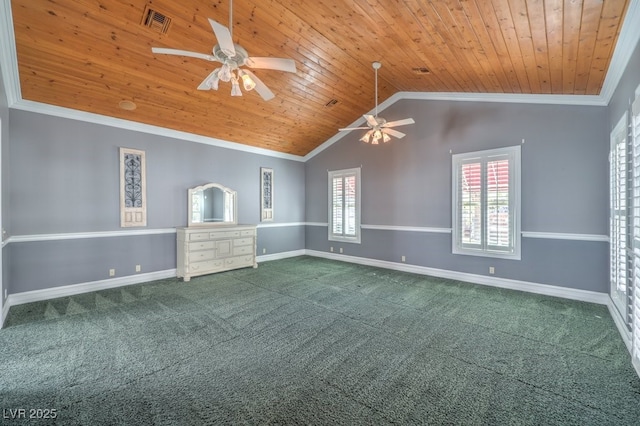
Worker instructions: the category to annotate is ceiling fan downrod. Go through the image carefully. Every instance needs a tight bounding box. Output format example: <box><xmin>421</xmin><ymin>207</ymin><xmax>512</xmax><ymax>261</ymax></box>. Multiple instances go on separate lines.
<box><xmin>228</xmin><ymin>0</ymin><xmax>233</xmax><ymax>40</ymax></box>
<box><xmin>373</xmin><ymin>61</ymin><xmax>381</xmax><ymax>118</ymax></box>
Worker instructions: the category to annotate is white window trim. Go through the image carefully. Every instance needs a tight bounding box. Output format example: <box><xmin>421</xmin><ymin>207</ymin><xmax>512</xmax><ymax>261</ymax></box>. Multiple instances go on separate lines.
<box><xmin>328</xmin><ymin>167</ymin><xmax>361</xmax><ymax>244</ymax></box>
<box><xmin>452</xmin><ymin>145</ymin><xmax>521</xmax><ymax>260</ymax></box>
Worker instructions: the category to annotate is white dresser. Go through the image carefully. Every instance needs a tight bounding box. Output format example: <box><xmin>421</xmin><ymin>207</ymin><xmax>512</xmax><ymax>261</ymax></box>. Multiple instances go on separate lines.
<box><xmin>176</xmin><ymin>225</ymin><xmax>257</xmax><ymax>282</ymax></box>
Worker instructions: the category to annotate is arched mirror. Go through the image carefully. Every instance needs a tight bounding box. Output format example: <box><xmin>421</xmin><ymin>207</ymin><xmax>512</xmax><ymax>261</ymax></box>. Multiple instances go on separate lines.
<box><xmin>188</xmin><ymin>183</ymin><xmax>237</xmax><ymax>227</ymax></box>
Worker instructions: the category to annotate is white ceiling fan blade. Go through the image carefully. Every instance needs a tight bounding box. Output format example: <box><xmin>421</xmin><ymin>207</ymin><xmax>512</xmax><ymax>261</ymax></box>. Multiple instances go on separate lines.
<box><xmin>242</xmin><ymin>69</ymin><xmax>275</xmax><ymax>101</ymax></box>
<box><xmin>382</xmin><ymin>128</ymin><xmax>406</xmax><ymax>139</ymax></box>
<box><xmin>383</xmin><ymin>118</ymin><xmax>415</xmax><ymax>128</ymax></box>
<box><xmin>197</xmin><ymin>69</ymin><xmax>220</xmax><ymax>90</ymax></box>
<box><xmin>339</xmin><ymin>127</ymin><xmax>370</xmax><ymax>131</ymax></box>
<box><xmin>364</xmin><ymin>115</ymin><xmax>378</xmax><ymax>127</ymax></box>
<box><xmin>208</xmin><ymin>19</ymin><xmax>236</xmax><ymax>57</ymax></box>
<box><xmin>151</xmin><ymin>47</ymin><xmax>216</xmax><ymax>62</ymax></box>
<box><xmin>246</xmin><ymin>57</ymin><xmax>296</xmax><ymax>73</ymax></box>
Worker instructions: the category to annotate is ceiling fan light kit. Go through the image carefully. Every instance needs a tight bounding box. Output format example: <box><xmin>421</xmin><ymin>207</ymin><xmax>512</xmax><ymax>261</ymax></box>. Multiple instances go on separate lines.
<box><xmin>151</xmin><ymin>0</ymin><xmax>296</xmax><ymax>101</ymax></box>
<box><xmin>339</xmin><ymin>61</ymin><xmax>415</xmax><ymax>144</ymax></box>
<box><xmin>239</xmin><ymin>70</ymin><xmax>257</xmax><ymax>91</ymax></box>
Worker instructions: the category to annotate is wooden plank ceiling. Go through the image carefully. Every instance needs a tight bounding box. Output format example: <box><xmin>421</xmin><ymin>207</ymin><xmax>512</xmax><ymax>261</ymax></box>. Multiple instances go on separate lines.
<box><xmin>11</xmin><ymin>0</ymin><xmax>631</xmax><ymax>156</ymax></box>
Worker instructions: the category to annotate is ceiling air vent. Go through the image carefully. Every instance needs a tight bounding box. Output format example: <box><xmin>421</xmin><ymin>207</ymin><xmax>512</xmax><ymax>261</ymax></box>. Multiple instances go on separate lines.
<box><xmin>325</xmin><ymin>99</ymin><xmax>338</xmax><ymax>107</ymax></box>
<box><xmin>412</xmin><ymin>67</ymin><xmax>430</xmax><ymax>75</ymax></box>
<box><xmin>142</xmin><ymin>6</ymin><xmax>171</xmax><ymax>34</ymax></box>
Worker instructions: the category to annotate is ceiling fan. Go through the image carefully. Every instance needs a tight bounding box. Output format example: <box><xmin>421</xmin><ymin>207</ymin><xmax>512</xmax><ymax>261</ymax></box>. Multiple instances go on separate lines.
<box><xmin>339</xmin><ymin>61</ymin><xmax>415</xmax><ymax>144</ymax></box>
<box><xmin>150</xmin><ymin>0</ymin><xmax>296</xmax><ymax>101</ymax></box>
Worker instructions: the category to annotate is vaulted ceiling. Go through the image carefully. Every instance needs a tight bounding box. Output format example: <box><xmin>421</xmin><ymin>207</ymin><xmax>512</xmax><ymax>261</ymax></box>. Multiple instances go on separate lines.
<box><xmin>6</xmin><ymin>0</ymin><xmax>633</xmax><ymax>156</ymax></box>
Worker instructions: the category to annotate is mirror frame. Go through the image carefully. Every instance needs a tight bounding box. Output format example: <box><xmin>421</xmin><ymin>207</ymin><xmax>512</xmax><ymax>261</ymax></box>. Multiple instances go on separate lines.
<box><xmin>187</xmin><ymin>183</ymin><xmax>238</xmax><ymax>227</ymax></box>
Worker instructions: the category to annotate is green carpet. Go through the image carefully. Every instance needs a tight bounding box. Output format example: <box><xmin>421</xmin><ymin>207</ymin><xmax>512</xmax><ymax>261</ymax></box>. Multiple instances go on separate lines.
<box><xmin>2</xmin><ymin>256</ymin><xmax>639</xmax><ymax>425</ymax></box>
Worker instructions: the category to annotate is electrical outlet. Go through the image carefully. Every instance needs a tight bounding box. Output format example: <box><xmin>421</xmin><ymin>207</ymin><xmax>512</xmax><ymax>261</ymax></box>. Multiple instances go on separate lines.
<box><xmin>262</xmin><ymin>248</ymin><xmax>266</xmax><ymax>254</ymax></box>
<box><xmin>135</xmin><ymin>264</ymin><xmax>141</xmax><ymax>272</ymax></box>
<box><xmin>401</xmin><ymin>255</ymin><xmax>406</xmax><ymax>262</ymax></box>
<box><xmin>109</xmin><ymin>269</ymin><xmax>115</xmax><ymax>277</ymax></box>
<box><xmin>339</xmin><ymin>247</ymin><xmax>343</xmax><ymax>253</ymax></box>
<box><xmin>489</xmin><ymin>267</ymin><xmax>495</xmax><ymax>275</ymax></box>
<box><xmin>4</xmin><ymin>289</ymin><xmax>7</xmax><ymax>300</ymax></box>
<box><xmin>330</xmin><ymin>247</ymin><xmax>334</xmax><ymax>252</ymax></box>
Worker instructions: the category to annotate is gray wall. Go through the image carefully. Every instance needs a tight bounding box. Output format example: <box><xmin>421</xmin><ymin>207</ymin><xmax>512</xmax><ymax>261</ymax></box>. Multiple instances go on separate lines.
<box><xmin>305</xmin><ymin>99</ymin><xmax>609</xmax><ymax>292</ymax></box>
<box><xmin>7</xmin><ymin>110</ymin><xmax>305</xmax><ymax>293</ymax></box>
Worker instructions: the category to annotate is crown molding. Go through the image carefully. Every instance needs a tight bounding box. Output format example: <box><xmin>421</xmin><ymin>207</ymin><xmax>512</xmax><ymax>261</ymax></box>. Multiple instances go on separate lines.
<box><xmin>0</xmin><ymin>1</ymin><xmax>20</xmax><ymax>106</ymax></box>
<box><xmin>599</xmin><ymin>0</ymin><xmax>640</xmax><ymax>103</ymax></box>
<box><xmin>2</xmin><ymin>1</ymin><xmax>639</xmax><ymax>162</ymax></box>
<box><xmin>394</xmin><ymin>91</ymin><xmax>607</xmax><ymax>106</ymax></box>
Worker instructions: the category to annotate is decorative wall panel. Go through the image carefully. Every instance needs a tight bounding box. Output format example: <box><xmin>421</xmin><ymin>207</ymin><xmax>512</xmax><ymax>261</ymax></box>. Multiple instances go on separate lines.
<box><xmin>261</xmin><ymin>167</ymin><xmax>274</xmax><ymax>222</ymax></box>
<box><xmin>120</xmin><ymin>147</ymin><xmax>147</xmax><ymax>227</ymax></box>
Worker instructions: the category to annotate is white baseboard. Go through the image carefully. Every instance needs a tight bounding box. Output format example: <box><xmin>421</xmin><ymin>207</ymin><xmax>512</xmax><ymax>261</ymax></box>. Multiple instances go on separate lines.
<box><xmin>5</xmin><ymin>269</ymin><xmax>177</xmax><ymax>310</ymax></box>
<box><xmin>1</xmin><ymin>299</ymin><xmax>9</xmax><ymax>329</ymax></box>
<box><xmin>305</xmin><ymin>250</ymin><xmax>609</xmax><ymax>305</ymax></box>
<box><xmin>257</xmin><ymin>249</ymin><xmax>306</xmax><ymax>263</ymax></box>
<box><xmin>607</xmin><ymin>299</ymin><xmax>632</xmax><ymax>353</ymax></box>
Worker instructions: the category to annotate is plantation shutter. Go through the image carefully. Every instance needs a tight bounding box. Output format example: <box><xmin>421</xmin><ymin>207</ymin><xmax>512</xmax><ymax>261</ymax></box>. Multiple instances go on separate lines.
<box><xmin>459</xmin><ymin>161</ymin><xmax>482</xmax><ymax>249</ymax></box>
<box><xmin>344</xmin><ymin>174</ymin><xmax>357</xmax><ymax>237</ymax></box>
<box><xmin>632</xmin><ymin>94</ymin><xmax>640</xmax><ymax>375</ymax></box>
<box><xmin>331</xmin><ymin>175</ymin><xmax>344</xmax><ymax>236</ymax></box>
<box><xmin>486</xmin><ymin>156</ymin><xmax>512</xmax><ymax>252</ymax></box>
<box><xmin>610</xmin><ymin>116</ymin><xmax>628</xmax><ymax>315</ymax></box>
<box><xmin>328</xmin><ymin>168</ymin><xmax>361</xmax><ymax>243</ymax></box>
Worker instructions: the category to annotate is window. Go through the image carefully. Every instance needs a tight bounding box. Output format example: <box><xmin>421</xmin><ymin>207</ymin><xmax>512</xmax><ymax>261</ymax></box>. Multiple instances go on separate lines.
<box><xmin>328</xmin><ymin>168</ymin><xmax>361</xmax><ymax>243</ymax></box>
<box><xmin>631</xmin><ymin>89</ymin><xmax>640</xmax><ymax>376</ymax></box>
<box><xmin>452</xmin><ymin>146</ymin><xmax>521</xmax><ymax>259</ymax></box>
<box><xmin>609</xmin><ymin>86</ymin><xmax>640</xmax><ymax>379</ymax></box>
<box><xmin>610</xmin><ymin>112</ymin><xmax>630</xmax><ymax>323</ymax></box>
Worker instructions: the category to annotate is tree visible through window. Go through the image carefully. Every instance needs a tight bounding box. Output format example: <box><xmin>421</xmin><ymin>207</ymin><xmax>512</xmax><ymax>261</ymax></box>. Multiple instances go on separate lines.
<box><xmin>453</xmin><ymin>146</ymin><xmax>520</xmax><ymax>259</ymax></box>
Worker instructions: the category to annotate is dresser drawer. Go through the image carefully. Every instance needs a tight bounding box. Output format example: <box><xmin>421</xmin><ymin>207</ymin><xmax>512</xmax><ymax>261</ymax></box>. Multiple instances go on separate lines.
<box><xmin>189</xmin><ymin>232</ymin><xmax>211</xmax><ymax>241</ymax></box>
<box><xmin>233</xmin><ymin>245</ymin><xmax>253</xmax><ymax>256</ymax></box>
<box><xmin>225</xmin><ymin>255</ymin><xmax>254</xmax><ymax>269</ymax></box>
<box><xmin>233</xmin><ymin>238</ymin><xmax>254</xmax><ymax>247</ymax></box>
<box><xmin>240</xmin><ymin>229</ymin><xmax>255</xmax><ymax>237</ymax></box>
<box><xmin>189</xmin><ymin>250</ymin><xmax>215</xmax><ymax>262</ymax></box>
<box><xmin>189</xmin><ymin>241</ymin><xmax>215</xmax><ymax>251</ymax></box>
<box><xmin>189</xmin><ymin>259</ymin><xmax>224</xmax><ymax>274</ymax></box>
<box><xmin>210</xmin><ymin>230</ymin><xmax>241</xmax><ymax>239</ymax></box>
